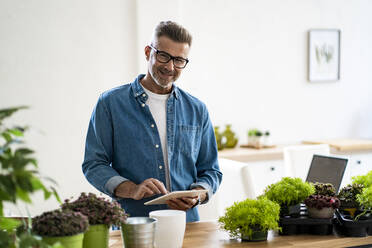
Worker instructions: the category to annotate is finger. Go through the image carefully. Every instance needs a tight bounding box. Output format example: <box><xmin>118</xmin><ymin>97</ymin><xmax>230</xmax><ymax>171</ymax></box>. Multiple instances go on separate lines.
<box><xmin>166</xmin><ymin>200</ymin><xmax>186</xmax><ymax>211</ymax></box>
<box><xmin>180</xmin><ymin>197</ymin><xmax>198</xmax><ymax>206</ymax></box>
<box><xmin>144</xmin><ymin>181</ymin><xmax>162</xmax><ymax>195</ymax></box>
<box><xmin>172</xmin><ymin>198</ymin><xmax>193</xmax><ymax>209</ymax></box>
<box><xmin>150</xmin><ymin>179</ymin><xmax>168</xmax><ymax>194</ymax></box>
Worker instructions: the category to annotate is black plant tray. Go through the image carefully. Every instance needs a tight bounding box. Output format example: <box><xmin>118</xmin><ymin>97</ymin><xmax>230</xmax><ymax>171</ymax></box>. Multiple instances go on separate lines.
<box><xmin>334</xmin><ymin>209</ymin><xmax>372</xmax><ymax>237</ymax></box>
<box><xmin>279</xmin><ymin>204</ymin><xmax>334</xmax><ymax>235</ymax></box>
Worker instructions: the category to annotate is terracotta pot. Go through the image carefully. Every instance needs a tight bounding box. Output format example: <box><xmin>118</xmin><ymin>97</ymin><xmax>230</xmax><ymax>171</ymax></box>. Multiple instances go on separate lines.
<box><xmin>308</xmin><ymin>207</ymin><xmax>335</xmax><ymax>218</ymax></box>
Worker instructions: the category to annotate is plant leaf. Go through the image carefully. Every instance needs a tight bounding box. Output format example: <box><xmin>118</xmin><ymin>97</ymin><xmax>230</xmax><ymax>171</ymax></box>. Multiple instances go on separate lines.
<box><xmin>16</xmin><ymin>187</ymin><xmax>32</xmax><ymax>203</ymax></box>
<box><xmin>0</xmin><ymin>217</ymin><xmax>21</xmax><ymax>231</ymax></box>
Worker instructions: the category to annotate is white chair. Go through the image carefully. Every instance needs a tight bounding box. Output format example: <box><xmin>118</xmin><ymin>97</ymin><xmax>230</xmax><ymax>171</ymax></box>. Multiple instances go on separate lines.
<box><xmin>198</xmin><ymin>158</ymin><xmax>255</xmax><ymax>221</ymax></box>
<box><xmin>283</xmin><ymin>144</ymin><xmax>330</xmax><ymax>181</ymax></box>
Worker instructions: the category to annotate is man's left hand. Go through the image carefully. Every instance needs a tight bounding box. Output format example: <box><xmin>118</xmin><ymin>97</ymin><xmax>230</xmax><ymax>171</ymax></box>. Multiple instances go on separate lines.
<box><xmin>166</xmin><ymin>187</ymin><xmax>207</xmax><ymax>211</ymax></box>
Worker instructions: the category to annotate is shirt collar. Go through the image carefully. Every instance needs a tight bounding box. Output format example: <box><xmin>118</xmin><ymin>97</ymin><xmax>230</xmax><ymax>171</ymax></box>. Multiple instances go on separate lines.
<box><xmin>131</xmin><ymin>74</ymin><xmax>179</xmax><ymax>99</ymax></box>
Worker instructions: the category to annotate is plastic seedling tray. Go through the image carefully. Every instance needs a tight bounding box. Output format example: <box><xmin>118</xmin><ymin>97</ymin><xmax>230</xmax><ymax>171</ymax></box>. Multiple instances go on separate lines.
<box><xmin>334</xmin><ymin>210</ymin><xmax>372</xmax><ymax>237</ymax></box>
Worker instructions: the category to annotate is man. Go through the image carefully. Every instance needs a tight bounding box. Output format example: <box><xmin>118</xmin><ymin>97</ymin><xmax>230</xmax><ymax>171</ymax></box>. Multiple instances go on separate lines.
<box><xmin>82</xmin><ymin>21</ymin><xmax>222</xmax><ymax>222</ymax></box>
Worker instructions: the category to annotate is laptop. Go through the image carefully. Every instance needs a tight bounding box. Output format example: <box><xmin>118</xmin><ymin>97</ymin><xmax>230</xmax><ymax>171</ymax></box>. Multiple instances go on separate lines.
<box><xmin>306</xmin><ymin>154</ymin><xmax>348</xmax><ymax>193</ymax></box>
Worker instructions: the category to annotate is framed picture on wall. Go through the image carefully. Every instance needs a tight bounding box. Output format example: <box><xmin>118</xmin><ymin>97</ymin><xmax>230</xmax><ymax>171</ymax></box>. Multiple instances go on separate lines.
<box><xmin>308</xmin><ymin>29</ymin><xmax>341</xmax><ymax>82</ymax></box>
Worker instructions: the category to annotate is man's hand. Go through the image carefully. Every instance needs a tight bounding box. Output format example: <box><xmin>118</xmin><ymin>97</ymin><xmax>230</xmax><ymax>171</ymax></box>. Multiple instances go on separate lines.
<box><xmin>114</xmin><ymin>178</ymin><xmax>167</xmax><ymax>200</ymax></box>
<box><xmin>166</xmin><ymin>187</ymin><xmax>207</xmax><ymax>211</ymax></box>
<box><xmin>166</xmin><ymin>196</ymin><xmax>199</xmax><ymax>211</ymax></box>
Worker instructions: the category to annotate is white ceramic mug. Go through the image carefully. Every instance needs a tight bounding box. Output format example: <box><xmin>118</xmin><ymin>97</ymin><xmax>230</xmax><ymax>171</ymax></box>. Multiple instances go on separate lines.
<box><xmin>149</xmin><ymin>210</ymin><xmax>186</xmax><ymax>248</ymax></box>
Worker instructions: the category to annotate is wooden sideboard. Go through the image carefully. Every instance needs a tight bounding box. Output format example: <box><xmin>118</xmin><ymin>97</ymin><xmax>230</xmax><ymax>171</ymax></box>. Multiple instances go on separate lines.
<box><xmin>109</xmin><ymin>221</ymin><xmax>372</xmax><ymax>248</ymax></box>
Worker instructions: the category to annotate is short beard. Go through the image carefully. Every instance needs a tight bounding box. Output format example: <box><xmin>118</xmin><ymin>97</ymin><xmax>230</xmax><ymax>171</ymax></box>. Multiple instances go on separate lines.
<box><xmin>150</xmin><ymin>70</ymin><xmax>173</xmax><ymax>89</ymax></box>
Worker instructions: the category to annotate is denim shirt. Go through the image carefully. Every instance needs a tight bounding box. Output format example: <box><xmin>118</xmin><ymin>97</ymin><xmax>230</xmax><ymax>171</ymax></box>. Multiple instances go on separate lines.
<box><xmin>82</xmin><ymin>74</ymin><xmax>222</xmax><ymax>222</ymax></box>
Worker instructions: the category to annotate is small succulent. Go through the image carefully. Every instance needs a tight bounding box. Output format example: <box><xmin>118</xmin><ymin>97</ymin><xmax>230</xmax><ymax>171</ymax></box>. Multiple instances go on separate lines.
<box><xmin>32</xmin><ymin>209</ymin><xmax>89</xmax><ymax>237</ymax></box>
<box><xmin>304</xmin><ymin>195</ymin><xmax>340</xmax><ymax>210</ymax></box>
<box><xmin>61</xmin><ymin>192</ymin><xmax>128</xmax><ymax>226</ymax></box>
<box><xmin>313</xmin><ymin>182</ymin><xmax>336</xmax><ymax>196</ymax></box>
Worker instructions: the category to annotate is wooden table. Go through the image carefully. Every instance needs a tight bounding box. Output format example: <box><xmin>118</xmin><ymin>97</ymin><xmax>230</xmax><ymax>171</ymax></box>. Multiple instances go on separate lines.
<box><xmin>109</xmin><ymin>221</ymin><xmax>372</xmax><ymax>248</ymax></box>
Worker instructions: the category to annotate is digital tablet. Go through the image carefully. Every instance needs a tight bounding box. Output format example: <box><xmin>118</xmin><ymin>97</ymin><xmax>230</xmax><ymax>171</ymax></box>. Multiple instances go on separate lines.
<box><xmin>144</xmin><ymin>189</ymin><xmax>208</xmax><ymax>205</ymax></box>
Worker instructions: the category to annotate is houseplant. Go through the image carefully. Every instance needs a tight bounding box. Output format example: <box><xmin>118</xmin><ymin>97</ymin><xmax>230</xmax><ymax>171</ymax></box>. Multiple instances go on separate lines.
<box><xmin>304</xmin><ymin>194</ymin><xmax>340</xmax><ymax>218</ymax></box>
<box><xmin>313</xmin><ymin>182</ymin><xmax>336</xmax><ymax>196</ymax></box>
<box><xmin>352</xmin><ymin>170</ymin><xmax>372</xmax><ymax>220</ymax></box>
<box><xmin>263</xmin><ymin>177</ymin><xmax>315</xmax><ymax>217</ymax></box>
<box><xmin>247</xmin><ymin>128</ymin><xmax>263</xmax><ymax>148</ymax></box>
<box><xmin>218</xmin><ymin>197</ymin><xmax>280</xmax><ymax>241</ymax></box>
<box><xmin>337</xmin><ymin>183</ymin><xmax>364</xmax><ymax>217</ymax></box>
<box><xmin>0</xmin><ymin>106</ymin><xmax>60</xmax><ymax>247</ymax></box>
<box><xmin>61</xmin><ymin>192</ymin><xmax>128</xmax><ymax>248</ymax></box>
<box><xmin>32</xmin><ymin>209</ymin><xmax>89</xmax><ymax>247</ymax></box>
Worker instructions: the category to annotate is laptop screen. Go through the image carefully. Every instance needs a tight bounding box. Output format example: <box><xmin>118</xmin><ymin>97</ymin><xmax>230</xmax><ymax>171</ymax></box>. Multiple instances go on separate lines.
<box><xmin>306</xmin><ymin>154</ymin><xmax>348</xmax><ymax>193</ymax></box>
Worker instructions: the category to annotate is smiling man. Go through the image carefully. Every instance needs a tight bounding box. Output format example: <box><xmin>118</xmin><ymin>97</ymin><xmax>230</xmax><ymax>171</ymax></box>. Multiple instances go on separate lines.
<box><xmin>82</xmin><ymin>21</ymin><xmax>222</xmax><ymax>222</ymax></box>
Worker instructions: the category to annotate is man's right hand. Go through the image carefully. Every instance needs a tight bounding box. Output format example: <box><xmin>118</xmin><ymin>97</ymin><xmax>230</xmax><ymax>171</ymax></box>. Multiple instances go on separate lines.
<box><xmin>114</xmin><ymin>178</ymin><xmax>167</xmax><ymax>200</ymax></box>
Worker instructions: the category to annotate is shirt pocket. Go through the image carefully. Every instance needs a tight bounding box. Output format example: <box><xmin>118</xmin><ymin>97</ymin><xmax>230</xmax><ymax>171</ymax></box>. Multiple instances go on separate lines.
<box><xmin>176</xmin><ymin>125</ymin><xmax>201</xmax><ymax>158</ymax></box>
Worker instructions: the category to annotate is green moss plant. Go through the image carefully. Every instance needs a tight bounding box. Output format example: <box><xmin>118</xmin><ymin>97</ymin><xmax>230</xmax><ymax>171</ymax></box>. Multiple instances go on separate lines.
<box><xmin>218</xmin><ymin>197</ymin><xmax>280</xmax><ymax>240</ymax></box>
<box><xmin>313</xmin><ymin>182</ymin><xmax>336</xmax><ymax>196</ymax></box>
<box><xmin>263</xmin><ymin>177</ymin><xmax>315</xmax><ymax>207</ymax></box>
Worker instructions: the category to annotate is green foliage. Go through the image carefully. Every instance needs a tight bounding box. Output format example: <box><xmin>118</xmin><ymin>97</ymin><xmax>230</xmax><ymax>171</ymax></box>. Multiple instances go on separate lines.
<box><xmin>313</xmin><ymin>182</ymin><xmax>336</xmax><ymax>196</ymax></box>
<box><xmin>248</xmin><ymin>128</ymin><xmax>263</xmax><ymax>137</ymax></box>
<box><xmin>0</xmin><ymin>106</ymin><xmax>61</xmax><ymax>247</ymax></box>
<box><xmin>356</xmin><ymin>186</ymin><xmax>372</xmax><ymax>210</ymax></box>
<box><xmin>263</xmin><ymin>177</ymin><xmax>315</xmax><ymax>206</ymax></box>
<box><xmin>218</xmin><ymin>197</ymin><xmax>280</xmax><ymax>239</ymax></box>
<box><xmin>61</xmin><ymin>192</ymin><xmax>128</xmax><ymax>226</ymax></box>
<box><xmin>32</xmin><ymin>209</ymin><xmax>89</xmax><ymax>237</ymax></box>
<box><xmin>352</xmin><ymin>170</ymin><xmax>372</xmax><ymax>188</ymax></box>
<box><xmin>337</xmin><ymin>184</ymin><xmax>364</xmax><ymax>207</ymax></box>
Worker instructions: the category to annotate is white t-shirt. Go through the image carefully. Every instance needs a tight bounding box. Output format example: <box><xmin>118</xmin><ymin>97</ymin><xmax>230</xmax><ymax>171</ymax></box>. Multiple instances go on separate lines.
<box><xmin>141</xmin><ymin>86</ymin><xmax>171</xmax><ymax>189</ymax></box>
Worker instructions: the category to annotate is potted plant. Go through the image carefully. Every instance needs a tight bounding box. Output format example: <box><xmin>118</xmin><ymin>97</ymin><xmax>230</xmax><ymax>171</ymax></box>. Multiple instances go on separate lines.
<box><xmin>247</xmin><ymin>128</ymin><xmax>263</xmax><ymax>148</ymax></box>
<box><xmin>304</xmin><ymin>194</ymin><xmax>340</xmax><ymax>218</ymax></box>
<box><xmin>218</xmin><ymin>197</ymin><xmax>280</xmax><ymax>241</ymax></box>
<box><xmin>352</xmin><ymin>170</ymin><xmax>372</xmax><ymax>188</ymax></box>
<box><xmin>355</xmin><ymin>185</ymin><xmax>372</xmax><ymax>220</ymax></box>
<box><xmin>313</xmin><ymin>182</ymin><xmax>336</xmax><ymax>196</ymax></box>
<box><xmin>337</xmin><ymin>184</ymin><xmax>364</xmax><ymax>217</ymax></box>
<box><xmin>263</xmin><ymin>177</ymin><xmax>315</xmax><ymax>217</ymax></box>
<box><xmin>32</xmin><ymin>209</ymin><xmax>89</xmax><ymax>247</ymax></box>
<box><xmin>0</xmin><ymin>106</ymin><xmax>60</xmax><ymax>247</ymax></box>
<box><xmin>61</xmin><ymin>192</ymin><xmax>128</xmax><ymax>248</ymax></box>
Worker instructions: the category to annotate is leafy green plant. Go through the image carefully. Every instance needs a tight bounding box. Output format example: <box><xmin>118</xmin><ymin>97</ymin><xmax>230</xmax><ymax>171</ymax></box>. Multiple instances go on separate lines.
<box><xmin>304</xmin><ymin>195</ymin><xmax>340</xmax><ymax>209</ymax></box>
<box><xmin>352</xmin><ymin>170</ymin><xmax>372</xmax><ymax>188</ymax></box>
<box><xmin>356</xmin><ymin>186</ymin><xmax>372</xmax><ymax>211</ymax></box>
<box><xmin>0</xmin><ymin>106</ymin><xmax>61</xmax><ymax>247</ymax></box>
<box><xmin>218</xmin><ymin>197</ymin><xmax>280</xmax><ymax>239</ymax></box>
<box><xmin>313</xmin><ymin>182</ymin><xmax>336</xmax><ymax>196</ymax></box>
<box><xmin>32</xmin><ymin>209</ymin><xmax>89</xmax><ymax>237</ymax></box>
<box><xmin>263</xmin><ymin>177</ymin><xmax>315</xmax><ymax>207</ymax></box>
<box><xmin>248</xmin><ymin>129</ymin><xmax>263</xmax><ymax>137</ymax></box>
<box><xmin>61</xmin><ymin>192</ymin><xmax>128</xmax><ymax>226</ymax></box>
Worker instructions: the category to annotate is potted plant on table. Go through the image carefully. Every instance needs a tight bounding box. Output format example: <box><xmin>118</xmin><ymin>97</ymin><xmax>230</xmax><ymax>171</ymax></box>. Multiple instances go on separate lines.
<box><xmin>337</xmin><ymin>183</ymin><xmax>364</xmax><ymax>217</ymax></box>
<box><xmin>304</xmin><ymin>194</ymin><xmax>340</xmax><ymax>218</ymax></box>
<box><xmin>263</xmin><ymin>177</ymin><xmax>315</xmax><ymax>217</ymax></box>
<box><xmin>61</xmin><ymin>192</ymin><xmax>128</xmax><ymax>248</ymax></box>
<box><xmin>218</xmin><ymin>197</ymin><xmax>280</xmax><ymax>241</ymax></box>
<box><xmin>32</xmin><ymin>209</ymin><xmax>89</xmax><ymax>247</ymax></box>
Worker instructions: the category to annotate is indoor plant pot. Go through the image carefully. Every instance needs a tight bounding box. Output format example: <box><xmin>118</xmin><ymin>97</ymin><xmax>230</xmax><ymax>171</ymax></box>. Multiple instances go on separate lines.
<box><xmin>32</xmin><ymin>209</ymin><xmax>89</xmax><ymax>248</ymax></box>
<box><xmin>263</xmin><ymin>177</ymin><xmax>315</xmax><ymax>217</ymax></box>
<box><xmin>337</xmin><ymin>183</ymin><xmax>364</xmax><ymax>218</ymax></box>
<box><xmin>218</xmin><ymin>197</ymin><xmax>280</xmax><ymax>242</ymax></box>
<box><xmin>304</xmin><ymin>194</ymin><xmax>340</xmax><ymax>219</ymax></box>
<box><xmin>62</xmin><ymin>192</ymin><xmax>128</xmax><ymax>248</ymax></box>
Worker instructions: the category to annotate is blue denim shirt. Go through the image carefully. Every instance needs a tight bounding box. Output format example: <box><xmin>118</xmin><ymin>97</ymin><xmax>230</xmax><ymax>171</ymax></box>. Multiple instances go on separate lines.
<box><xmin>82</xmin><ymin>74</ymin><xmax>222</xmax><ymax>222</ymax></box>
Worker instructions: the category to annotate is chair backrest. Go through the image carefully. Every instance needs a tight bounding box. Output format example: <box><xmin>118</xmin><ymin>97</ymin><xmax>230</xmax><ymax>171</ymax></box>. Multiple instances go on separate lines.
<box><xmin>198</xmin><ymin>158</ymin><xmax>255</xmax><ymax>221</ymax></box>
<box><xmin>283</xmin><ymin>144</ymin><xmax>330</xmax><ymax>181</ymax></box>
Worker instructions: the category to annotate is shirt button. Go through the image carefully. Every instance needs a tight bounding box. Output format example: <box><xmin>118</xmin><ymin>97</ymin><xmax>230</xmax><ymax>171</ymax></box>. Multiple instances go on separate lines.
<box><xmin>155</xmin><ymin>144</ymin><xmax>159</xmax><ymax>148</ymax></box>
<box><xmin>141</xmin><ymin>103</ymin><xmax>145</xmax><ymax>107</ymax></box>
<box><xmin>159</xmin><ymin>165</ymin><xmax>163</xmax><ymax>169</ymax></box>
<box><xmin>151</xmin><ymin>124</ymin><xmax>155</xmax><ymax>128</ymax></box>
<box><xmin>142</xmin><ymin>93</ymin><xmax>146</xmax><ymax>97</ymax></box>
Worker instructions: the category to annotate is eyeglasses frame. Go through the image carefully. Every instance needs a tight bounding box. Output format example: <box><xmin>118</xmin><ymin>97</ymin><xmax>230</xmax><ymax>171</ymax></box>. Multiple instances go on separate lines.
<box><xmin>149</xmin><ymin>45</ymin><xmax>189</xmax><ymax>69</ymax></box>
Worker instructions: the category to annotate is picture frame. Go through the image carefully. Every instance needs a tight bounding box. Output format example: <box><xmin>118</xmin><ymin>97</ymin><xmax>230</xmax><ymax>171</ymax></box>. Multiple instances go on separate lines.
<box><xmin>308</xmin><ymin>29</ymin><xmax>341</xmax><ymax>82</ymax></box>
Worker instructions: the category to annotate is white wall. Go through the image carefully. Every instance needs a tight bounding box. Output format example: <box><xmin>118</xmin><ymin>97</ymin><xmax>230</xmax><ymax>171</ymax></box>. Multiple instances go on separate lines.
<box><xmin>1</xmin><ymin>0</ymin><xmax>371</xmax><ymax>215</ymax></box>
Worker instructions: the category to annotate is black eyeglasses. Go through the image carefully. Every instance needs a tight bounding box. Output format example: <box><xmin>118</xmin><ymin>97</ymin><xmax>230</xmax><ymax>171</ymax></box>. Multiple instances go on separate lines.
<box><xmin>149</xmin><ymin>45</ymin><xmax>189</xmax><ymax>69</ymax></box>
